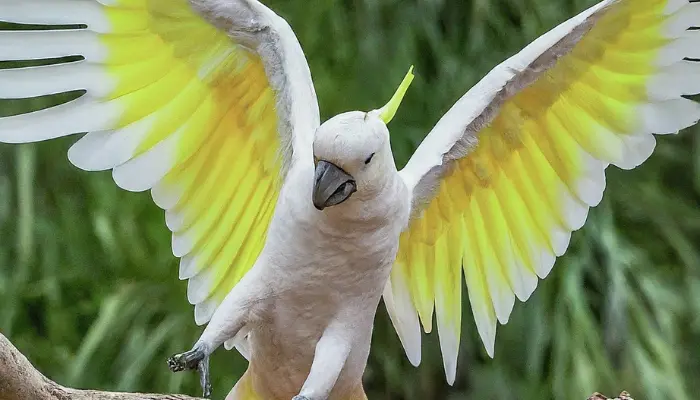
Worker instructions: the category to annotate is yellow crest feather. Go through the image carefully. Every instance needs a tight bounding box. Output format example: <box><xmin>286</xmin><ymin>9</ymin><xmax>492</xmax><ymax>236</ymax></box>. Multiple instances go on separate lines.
<box><xmin>378</xmin><ymin>66</ymin><xmax>415</xmax><ymax>124</ymax></box>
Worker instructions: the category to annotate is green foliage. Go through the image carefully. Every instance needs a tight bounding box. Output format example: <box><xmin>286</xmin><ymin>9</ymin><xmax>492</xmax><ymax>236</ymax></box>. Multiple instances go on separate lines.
<box><xmin>1</xmin><ymin>1</ymin><xmax>700</xmax><ymax>399</ymax></box>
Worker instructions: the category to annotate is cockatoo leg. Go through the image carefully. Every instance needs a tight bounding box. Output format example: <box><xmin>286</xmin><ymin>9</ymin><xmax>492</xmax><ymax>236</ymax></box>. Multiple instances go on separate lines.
<box><xmin>294</xmin><ymin>319</ymin><xmax>353</xmax><ymax>400</ymax></box>
<box><xmin>167</xmin><ymin>342</ymin><xmax>212</xmax><ymax>397</ymax></box>
<box><xmin>168</xmin><ymin>265</ymin><xmax>269</xmax><ymax>398</ymax></box>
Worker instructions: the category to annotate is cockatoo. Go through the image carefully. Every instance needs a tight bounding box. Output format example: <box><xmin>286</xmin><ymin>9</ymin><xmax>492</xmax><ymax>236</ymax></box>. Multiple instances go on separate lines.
<box><xmin>1</xmin><ymin>0</ymin><xmax>699</xmax><ymax>399</ymax></box>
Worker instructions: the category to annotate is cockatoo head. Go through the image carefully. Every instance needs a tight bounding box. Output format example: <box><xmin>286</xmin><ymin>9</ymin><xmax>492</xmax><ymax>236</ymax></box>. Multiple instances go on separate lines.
<box><xmin>312</xmin><ymin>67</ymin><xmax>415</xmax><ymax>210</ymax></box>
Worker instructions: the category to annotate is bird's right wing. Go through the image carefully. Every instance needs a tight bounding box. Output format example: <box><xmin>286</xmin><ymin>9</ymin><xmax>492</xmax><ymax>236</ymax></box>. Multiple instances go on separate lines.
<box><xmin>0</xmin><ymin>0</ymin><xmax>320</xmax><ymax>324</ymax></box>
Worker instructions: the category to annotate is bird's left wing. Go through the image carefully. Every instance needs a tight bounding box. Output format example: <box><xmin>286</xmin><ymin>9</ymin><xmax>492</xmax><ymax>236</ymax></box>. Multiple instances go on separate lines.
<box><xmin>0</xmin><ymin>0</ymin><xmax>319</xmax><ymax>325</ymax></box>
<box><xmin>383</xmin><ymin>0</ymin><xmax>700</xmax><ymax>384</ymax></box>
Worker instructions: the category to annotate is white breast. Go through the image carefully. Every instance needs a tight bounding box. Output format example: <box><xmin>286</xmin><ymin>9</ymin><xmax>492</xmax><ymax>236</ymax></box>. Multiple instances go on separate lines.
<box><xmin>240</xmin><ymin>160</ymin><xmax>409</xmax><ymax>398</ymax></box>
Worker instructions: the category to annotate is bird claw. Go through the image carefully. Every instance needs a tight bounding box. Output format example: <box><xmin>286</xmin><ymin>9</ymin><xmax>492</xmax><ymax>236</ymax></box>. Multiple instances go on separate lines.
<box><xmin>198</xmin><ymin>355</ymin><xmax>212</xmax><ymax>398</ymax></box>
<box><xmin>292</xmin><ymin>396</ymin><xmax>310</xmax><ymax>400</ymax></box>
<box><xmin>166</xmin><ymin>348</ymin><xmax>203</xmax><ymax>372</ymax></box>
<box><xmin>167</xmin><ymin>343</ymin><xmax>211</xmax><ymax>398</ymax></box>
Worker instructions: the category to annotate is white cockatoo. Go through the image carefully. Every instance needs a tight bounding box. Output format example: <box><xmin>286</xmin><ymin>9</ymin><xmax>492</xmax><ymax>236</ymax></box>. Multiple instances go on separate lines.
<box><xmin>1</xmin><ymin>0</ymin><xmax>699</xmax><ymax>399</ymax></box>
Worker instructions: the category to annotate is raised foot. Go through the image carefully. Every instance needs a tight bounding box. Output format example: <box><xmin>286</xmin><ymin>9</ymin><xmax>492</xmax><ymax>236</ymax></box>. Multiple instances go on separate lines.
<box><xmin>167</xmin><ymin>343</ymin><xmax>211</xmax><ymax>398</ymax></box>
<box><xmin>167</xmin><ymin>346</ymin><xmax>204</xmax><ymax>372</ymax></box>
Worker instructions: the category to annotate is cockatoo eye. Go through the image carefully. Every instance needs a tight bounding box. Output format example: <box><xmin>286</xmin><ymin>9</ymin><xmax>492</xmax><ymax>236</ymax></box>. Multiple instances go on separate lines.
<box><xmin>364</xmin><ymin>153</ymin><xmax>375</xmax><ymax>165</ymax></box>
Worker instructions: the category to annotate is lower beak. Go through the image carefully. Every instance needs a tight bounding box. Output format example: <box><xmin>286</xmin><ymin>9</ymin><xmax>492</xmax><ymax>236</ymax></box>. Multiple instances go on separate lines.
<box><xmin>312</xmin><ymin>160</ymin><xmax>357</xmax><ymax>210</ymax></box>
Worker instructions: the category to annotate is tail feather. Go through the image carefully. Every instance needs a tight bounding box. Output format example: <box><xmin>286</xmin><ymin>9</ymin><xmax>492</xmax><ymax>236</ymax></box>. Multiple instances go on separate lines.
<box><xmin>225</xmin><ymin>371</ymin><xmax>261</xmax><ymax>400</ymax></box>
<box><xmin>225</xmin><ymin>369</ymin><xmax>369</xmax><ymax>400</ymax></box>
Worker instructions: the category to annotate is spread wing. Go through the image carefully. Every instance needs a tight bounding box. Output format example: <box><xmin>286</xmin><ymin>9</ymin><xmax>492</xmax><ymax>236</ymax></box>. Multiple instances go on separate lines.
<box><xmin>383</xmin><ymin>0</ymin><xmax>700</xmax><ymax>383</ymax></box>
<box><xmin>0</xmin><ymin>0</ymin><xmax>320</xmax><ymax>325</ymax></box>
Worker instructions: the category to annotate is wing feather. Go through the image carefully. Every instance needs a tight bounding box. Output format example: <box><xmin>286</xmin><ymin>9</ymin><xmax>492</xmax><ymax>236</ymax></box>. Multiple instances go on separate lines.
<box><xmin>433</xmin><ymin>224</ymin><xmax>461</xmax><ymax>385</ymax></box>
<box><xmin>0</xmin><ymin>0</ymin><xmax>319</xmax><ymax>329</ymax></box>
<box><xmin>387</xmin><ymin>0</ymin><xmax>700</xmax><ymax>383</ymax></box>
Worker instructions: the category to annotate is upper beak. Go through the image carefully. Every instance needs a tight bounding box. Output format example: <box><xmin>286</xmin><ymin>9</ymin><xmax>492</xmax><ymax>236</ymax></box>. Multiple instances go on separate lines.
<box><xmin>312</xmin><ymin>160</ymin><xmax>357</xmax><ymax>210</ymax></box>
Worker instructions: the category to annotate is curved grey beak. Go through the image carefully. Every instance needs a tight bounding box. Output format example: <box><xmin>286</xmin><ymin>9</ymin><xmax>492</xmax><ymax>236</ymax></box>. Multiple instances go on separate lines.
<box><xmin>313</xmin><ymin>160</ymin><xmax>357</xmax><ymax>210</ymax></box>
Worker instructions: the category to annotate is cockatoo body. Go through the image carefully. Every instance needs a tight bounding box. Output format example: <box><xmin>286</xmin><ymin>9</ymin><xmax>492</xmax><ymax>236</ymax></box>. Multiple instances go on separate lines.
<box><xmin>1</xmin><ymin>0</ymin><xmax>699</xmax><ymax>399</ymax></box>
<box><xmin>179</xmin><ymin>111</ymin><xmax>410</xmax><ymax>400</ymax></box>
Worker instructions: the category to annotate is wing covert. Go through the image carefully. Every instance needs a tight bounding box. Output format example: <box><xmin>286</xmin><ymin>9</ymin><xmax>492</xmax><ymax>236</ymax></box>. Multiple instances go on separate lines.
<box><xmin>384</xmin><ymin>0</ymin><xmax>700</xmax><ymax>384</ymax></box>
<box><xmin>0</xmin><ymin>0</ymin><xmax>320</xmax><ymax>325</ymax></box>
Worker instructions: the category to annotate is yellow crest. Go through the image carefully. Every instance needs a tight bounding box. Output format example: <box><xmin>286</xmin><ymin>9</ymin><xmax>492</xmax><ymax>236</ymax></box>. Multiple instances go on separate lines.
<box><xmin>377</xmin><ymin>66</ymin><xmax>415</xmax><ymax>124</ymax></box>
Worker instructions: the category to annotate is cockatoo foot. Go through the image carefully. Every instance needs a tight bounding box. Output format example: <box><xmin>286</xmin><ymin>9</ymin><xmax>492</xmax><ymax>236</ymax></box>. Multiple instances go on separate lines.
<box><xmin>167</xmin><ymin>343</ymin><xmax>212</xmax><ymax>398</ymax></box>
<box><xmin>166</xmin><ymin>346</ymin><xmax>204</xmax><ymax>372</ymax></box>
<box><xmin>291</xmin><ymin>396</ymin><xmax>310</xmax><ymax>400</ymax></box>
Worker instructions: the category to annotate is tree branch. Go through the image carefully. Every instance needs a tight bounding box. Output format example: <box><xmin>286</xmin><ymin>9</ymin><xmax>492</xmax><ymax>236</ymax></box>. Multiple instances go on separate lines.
<box><xmin>588</xmin><ymin>392</ymin><xmax>634</xmax><ymax>400</ymax></box>
<box><xmin>1</xmin><ymin>332</ymin><xmax>634</xmax><ymax>400</ymax></box>
<box><xmin>0</xmin><ymin>333</ymin><xmax>203</xmax><ymax>400</ymax></box>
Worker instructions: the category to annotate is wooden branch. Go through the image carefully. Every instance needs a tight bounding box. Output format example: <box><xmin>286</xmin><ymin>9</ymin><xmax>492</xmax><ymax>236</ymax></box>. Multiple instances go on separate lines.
<box><xmin>0</xmin><ymin>333</ymin><xmax>203</xmax><ymax>400</ymax></box>
<box><xmin>1</xmin><ymin>332</ymin><xmax>634</xmax><ymax>400</ymax></box>
<box><xmin>588</xmin><ymin>392</ymin><xmax>634</xmax><ymax>400</ymax></box>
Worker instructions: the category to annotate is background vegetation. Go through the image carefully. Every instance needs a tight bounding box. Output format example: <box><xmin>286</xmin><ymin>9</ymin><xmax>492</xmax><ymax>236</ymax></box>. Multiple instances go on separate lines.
<box><xmin>1</xmin><ymin>0</ymin><xmax>699</xmax><ymax>399</ymax></box>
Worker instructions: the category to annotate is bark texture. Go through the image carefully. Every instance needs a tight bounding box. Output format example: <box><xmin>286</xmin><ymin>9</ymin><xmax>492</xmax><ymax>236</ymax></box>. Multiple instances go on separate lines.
<box><xmin>0</xmin><ymin>333</ymin><xmax>203</xmax><ymax>400</ymax></box>
<box><xmin>588</xmin><ymin>391</ymin><xmax>634</xmax><ymax>400</ymax></box>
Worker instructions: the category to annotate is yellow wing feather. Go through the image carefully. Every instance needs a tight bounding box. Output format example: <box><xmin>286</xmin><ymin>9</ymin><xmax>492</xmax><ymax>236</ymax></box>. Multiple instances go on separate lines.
<box><xmin>0</xmin><ymin>0</ymin><xmax>292</xmax><ymax>325</ymax></box>
<box><xmin>388</xmin><ymin>0</ymin><xmax>700</xmax><ymax>383</ymax></box>
<box><xmin>103</xmin><ymin>0</ymin><xmax>283</xmax><ymax>322</ymax></box>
